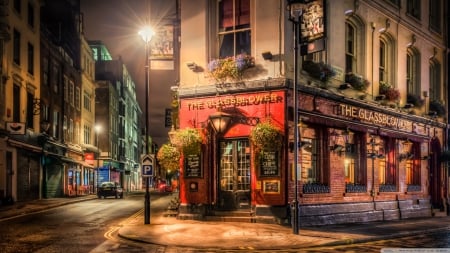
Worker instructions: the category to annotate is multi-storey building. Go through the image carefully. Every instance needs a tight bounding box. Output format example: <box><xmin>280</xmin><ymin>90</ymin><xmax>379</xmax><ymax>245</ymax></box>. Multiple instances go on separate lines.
<box><xmin>0</xmin><ymin>0</ymin><xmax>41</xmax><ymax>203</ymax></box>
<box><xmin>175</xmin><ymin>0</ymin><xmax>449</xmax><ymax>225</ymax></box>
<box><xmin>89</xmin><ymin>40</ymin><xmax>142</xmax><ymax>190</ymax></box>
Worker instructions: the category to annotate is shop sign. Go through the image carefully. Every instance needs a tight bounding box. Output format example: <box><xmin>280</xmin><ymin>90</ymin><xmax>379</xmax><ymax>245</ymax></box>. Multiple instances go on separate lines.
<box><xmin>184</xmin><ymin>154</ymin><xmax>202</xmax><ymax>178</ymax></box>
<box><xmin>260</xmin><ymin>151</ymin><xmax>279</xmax><ymax>177</ymax></box>
<box><xmin>186</xmin><ymin>93</ymin><xmax>283</xmax><ymax>111</ymax></box>
<box><xmin>337</xmin><ymin>104</ymin><xmax>412</xmax><ymax>131</ymax></box>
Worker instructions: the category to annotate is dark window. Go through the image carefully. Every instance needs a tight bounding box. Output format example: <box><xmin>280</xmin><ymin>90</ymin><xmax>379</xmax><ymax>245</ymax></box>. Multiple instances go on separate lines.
<box><xmin>27</xmin><ymin>2</ymin><xmax>34</xmax><ymax>28</ymax></box>
<box><xmin>26</xmin><ymin>92</ymin><xmax>34</xmax><ymax>129</ymax></box>
<box><xmin>27</xmin><ymin>43</ymin><xmax>34</xmax><ymax>75</ymax></box>
<box><xmin>345</xmin><ymin>23</ymin><xmax>355</xmax><ymax>73</ymax></box>
<box><xmin>218</xmin><ymin>0</ymin><xmax>251</xmax><ymax>57</ymax></box>
<box><xmin>429</xmin><ymin>0</ymin><xmax>441</xmax><ymax>33</ymax></box>
<box><xmin>13</xmin><ymin>0</ymin><xmax>21</xmax><ymax>14</ymax></box>
<box><xmin>406</xmin><ymin>0</ymin><xmax>420</xmax><ymax>19</ymax></box>
<box><xmin>13</xmin><ymin>29</ymin><xmax>20</xmax><ymax>65</ymax></box>
<box><xmin>13</xmin><ymin>85</ymin><xmax>20</xmax><ymax>122</ymax></box>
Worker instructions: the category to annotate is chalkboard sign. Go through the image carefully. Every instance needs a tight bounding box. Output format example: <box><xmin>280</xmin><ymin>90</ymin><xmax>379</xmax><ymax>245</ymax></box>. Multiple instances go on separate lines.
<box><xmin>184</xmin><ymin>154</ymin><xmax>202</xmax><ymax>178</ymax></box>
<box><xmin>260</xmin><ymin>151</ymin><xmax>279</xmax><ymax>177</ymax></box>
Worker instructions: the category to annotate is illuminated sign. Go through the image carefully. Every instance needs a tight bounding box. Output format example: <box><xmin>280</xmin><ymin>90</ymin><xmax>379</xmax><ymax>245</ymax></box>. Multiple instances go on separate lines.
<box><xmin>337</xmin><ymin>104</ymin><xmax>412</xmax><ymax>131</ymax></box>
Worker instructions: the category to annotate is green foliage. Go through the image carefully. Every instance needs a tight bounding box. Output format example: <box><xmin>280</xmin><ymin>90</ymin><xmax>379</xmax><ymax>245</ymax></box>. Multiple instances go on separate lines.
<box><xmin>157</xmin><ymin>144</ymin><xmax>181</xmax><ymax>172</ymax></box>
<box><xmin>406</xmin><ymin>93</ymin><xmax>424</xmax><ymax>107</ymax></box>
<box><xmin>302</xmin><ymin>60</ymin><xmax>336</xmax><ymax>82</ymax></box>
<box><xmin>429</xmin><ymin>100</ymin><xmax>446</xmax><ymax>117</ymax></box>
<box><xmin>379</xmin><ymin>82</ymin><xmax>400</xmax><ymax>101</ymax></box>
<box><xmin>345</xmin><ymin>73</ymin><xmax>370</xmax><ymax>91</ymax></box>
<box><xmin>249</xmin><ymin>121</ymin><xmax>282</xmax><ymax>151</ymax></box>
<box><xmin>171</xmin><ymin>128</ymin><xmax>202</xmax><ymax>156</ymax></box>
<box><xmin>207</xmin><ymin>54</ymin><xmax>254</xmax><ymax>83</ymax></box>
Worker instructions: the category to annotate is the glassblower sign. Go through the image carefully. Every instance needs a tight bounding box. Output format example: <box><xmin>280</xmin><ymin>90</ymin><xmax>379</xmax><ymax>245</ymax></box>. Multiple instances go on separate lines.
<box><xmin>337</xmin><ymin>104</ymin><xmax>413</xmax><ymax>131</ymax></box>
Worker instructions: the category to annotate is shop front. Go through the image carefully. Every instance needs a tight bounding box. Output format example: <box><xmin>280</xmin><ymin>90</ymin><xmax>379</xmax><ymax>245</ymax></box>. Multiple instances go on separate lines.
<box><xmin>296</xmin><ymin>89</ymin><xmax>447</xmax><ymax>225</ymax></box>
<box><xmin>177</xmin><ymin>88</ymin><xmax>288</xmax><ymax>221</ymax></box>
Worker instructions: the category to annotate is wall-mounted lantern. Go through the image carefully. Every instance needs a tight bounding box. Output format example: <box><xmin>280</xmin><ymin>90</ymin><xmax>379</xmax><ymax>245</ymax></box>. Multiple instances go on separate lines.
<box><xmin>209</xmin><ymin>108</ymin><xmax>232</xmax><ymax>135</ymax></box>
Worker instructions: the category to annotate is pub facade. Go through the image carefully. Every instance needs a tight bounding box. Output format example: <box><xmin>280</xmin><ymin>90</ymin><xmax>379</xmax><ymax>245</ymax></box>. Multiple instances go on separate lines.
<box><xmin>174</xmin><ymin>0</ymin><xmax>448</xmax><ymax>225</ymax></box>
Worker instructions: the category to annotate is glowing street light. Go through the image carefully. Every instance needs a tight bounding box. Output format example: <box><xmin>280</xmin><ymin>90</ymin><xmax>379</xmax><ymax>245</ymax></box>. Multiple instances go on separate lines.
<box><xmin>139</xmin><ymin>25</ymin><xmax>155</xmax><ymax>225</ymax></box>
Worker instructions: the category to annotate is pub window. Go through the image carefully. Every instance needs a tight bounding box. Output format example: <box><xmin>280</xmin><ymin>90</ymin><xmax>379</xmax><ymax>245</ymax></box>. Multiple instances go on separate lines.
<box><xmin>406</xmin><ymin>0</ymin><xmax>420</xmax><ymax>20</ymax></box>
<box><xmin>429</xmin><ymin>0</ymin><xmax>441</xmax><ymax>33</ymax></box>
<box><xmin>345</xmin><ymin>131</ymin><xmax>366</xmax><ymax>193</ymax></box>
<box><xmin>429</xmin><ymin>58</ymin><xmax>441</xmax><ymax>102</ymax></box>
<box><xmin>218</xmin><ymin>0</ymin><xmax>251</xmax><ymax>58</ymax></box>
<box><xmin>379</xmin><ymin>33</ymin><xmax>395</xmax><ymax>87</ymax></box>
<box><xmin>406</xmin><ymin>47</ymin><xmax>420</xmax><ymax>96</ymax></box>
<box><xmin>379</xmin><ymin>137</ymin><xmax>397</xmax><ymax>192</ymax></box>
<box><xmin>404</xmin><ymin>141</ymin><xmax>421</xmax><ymax>191</ymax></box>
<box><xmin>302</xmin><ymin>127</ymin><xmax>330</xmax><ymax>193</ymax></box>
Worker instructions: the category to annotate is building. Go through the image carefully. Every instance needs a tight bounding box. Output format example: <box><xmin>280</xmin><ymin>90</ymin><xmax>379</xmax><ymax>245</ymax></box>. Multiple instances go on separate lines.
<box><xmin>0</xmin><ymin>0</ymin><xmax>41</xmax><ymax>202</ymax></box>
<box><xmin>89</xmin><ymin>40</ymin><xmax>143</xmax><ymax>191</ymax></box>
<box><xmin>175</xmin><ymin>0</ymin><xmax>449</xmax><ymax>225</ymax></box>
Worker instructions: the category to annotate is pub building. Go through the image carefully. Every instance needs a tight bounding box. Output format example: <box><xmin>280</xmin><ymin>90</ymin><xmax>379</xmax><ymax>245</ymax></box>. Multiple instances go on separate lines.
<box><xmin>174</xmin><ymin>0</ymin><xmax>448</xmax><ymax>225</ymax></box>
<box><xmin>176</xmin><ymin>80</ymin><xmax>447</xmax><ymax>225</ymax></box>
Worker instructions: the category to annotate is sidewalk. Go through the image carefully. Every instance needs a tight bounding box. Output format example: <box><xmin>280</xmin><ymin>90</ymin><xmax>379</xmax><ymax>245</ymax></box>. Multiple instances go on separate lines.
<box><xmin>118</xmin><ymin>194</ymin><xmax>450</xmax><ymax>250</ymax></box>
<box><xmin>1</xmin><ymin>193</ymin><xmax>450</xmax><ymax>250</ymax></box>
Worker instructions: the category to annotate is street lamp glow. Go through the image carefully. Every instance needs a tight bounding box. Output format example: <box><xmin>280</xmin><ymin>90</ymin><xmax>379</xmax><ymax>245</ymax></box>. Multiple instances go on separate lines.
<box><xmin>139</xmin><ymin>26</ymin><xmax>155</xmax><ymax>43</ymax></box>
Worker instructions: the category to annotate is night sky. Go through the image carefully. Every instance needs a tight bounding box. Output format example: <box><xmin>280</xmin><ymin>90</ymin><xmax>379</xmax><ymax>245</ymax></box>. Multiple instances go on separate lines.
<box><xmin>80</xmin><ymin>0</ymin><xmax>176</xmax><ymax>111</ymax></box>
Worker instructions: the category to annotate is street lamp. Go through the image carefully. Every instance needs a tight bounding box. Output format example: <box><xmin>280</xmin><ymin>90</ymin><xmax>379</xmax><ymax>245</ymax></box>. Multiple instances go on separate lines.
<box><xmin>287</xmin><ymin>0</ymin><xmax>303</xmax><ymax>235</ymax></box>
<box><xmin>139</xmin><ymin>25</ymin><xmax>154</xmax><ymax>225</ymax></box>
<box><xmin>95</xmin><ymin>125</ymin><xmax>101</xmax><ymax>194</ymax></box>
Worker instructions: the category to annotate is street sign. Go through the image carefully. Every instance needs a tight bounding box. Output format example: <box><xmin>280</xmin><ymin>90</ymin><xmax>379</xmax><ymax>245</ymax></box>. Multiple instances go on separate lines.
<box><xmin>141</xmin><ymin>154</ymin><xmax>155</xmax><ymax>177</ymax></box>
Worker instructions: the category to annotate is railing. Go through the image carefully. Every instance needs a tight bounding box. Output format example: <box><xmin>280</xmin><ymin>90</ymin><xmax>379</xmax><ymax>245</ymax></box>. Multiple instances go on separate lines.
<box><xmin>303</xmin><ymin>183</ymin><xmax>330</xmax><ymax>194</ymax></box>
<box><xmin>345</xmin><ymin>183</ymin><xmax>367</xmax><ymax>193</ymax></box>
<box><xmin>379</xmin><ymin>184</ymin><xmax>397</xmax><ymax>192</ymax></box>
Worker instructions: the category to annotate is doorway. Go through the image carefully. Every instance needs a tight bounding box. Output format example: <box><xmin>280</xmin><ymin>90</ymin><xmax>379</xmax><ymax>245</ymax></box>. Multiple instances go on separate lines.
<box><xmin>218</xmin><ymin>139</ymin><xmax>251</xmax><ymax>210</ymax></box>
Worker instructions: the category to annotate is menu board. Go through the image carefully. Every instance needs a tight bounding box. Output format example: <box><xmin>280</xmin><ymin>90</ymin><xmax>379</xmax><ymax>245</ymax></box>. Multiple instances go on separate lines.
<box><xmin>184</xmin><ymin>154</ymin><xmax>202</xmax><ymax>178</ymax></box>
<box><xmin>260</xmin><ymin>151</ymin><xmax>279</xmax><ymax>177</ymax></box>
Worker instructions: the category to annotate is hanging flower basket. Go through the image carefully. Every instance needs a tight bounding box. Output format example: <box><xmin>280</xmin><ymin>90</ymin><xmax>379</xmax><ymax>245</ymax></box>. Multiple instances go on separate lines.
<box><xmin>345</xmin><ymin>73</ymin><xmax>370</xmax><ymax>91</ymax></box>
<box><xmin>157</xmin><ymin>144</ymin><xmax>181</xmax><ymax>172</ymax></box>
<box><xmin>171</xmin><ymin>128</ymin><xmax>202</xmax><ymax>156</ymax></box>
<box><xmin>249</xmin><ymin>121</ymin><xmax>283</xmax><ymax>151</ymax></box>
<box><xmin>207</xmin><ymin>54</ymin><xmax>255</xmax><ymax>83</ymax></box>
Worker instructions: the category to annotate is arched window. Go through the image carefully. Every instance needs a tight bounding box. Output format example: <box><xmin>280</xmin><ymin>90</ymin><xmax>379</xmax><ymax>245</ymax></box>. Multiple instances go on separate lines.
<box><xmin>345</xmin><ymin>16</ymin><xmax>365</xmax><ymax>74</ymax></box>
<box><xmin>429</xmin><ymin>59</ymin><xmax>441</xmax><ymax>101</ymax></box>
<box><xmin>406</xmin><ymin>47</ymin><xmax>421</xmax><ymax>96</ymax></box>
<box><xmin>379</xmin><ymin>33</ymin><xmax>395</xmax><ymax>87</ymax></box>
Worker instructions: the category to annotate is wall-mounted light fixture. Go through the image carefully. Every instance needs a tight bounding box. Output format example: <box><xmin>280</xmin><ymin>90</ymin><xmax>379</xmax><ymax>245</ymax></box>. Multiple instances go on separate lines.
<box><xmin>208</xmin><ymin>107</ymin><xmax>233</xmax><ymax>135</ymax></box>
<box><xmin>378</xmin><ymin>19</ymin><xmax>390</xmax><ymax>33</ymax></box>
<box><xmin>406</xmin><ymin>34</ymin><xmax>416</xmax><ymax>48</ymax></box>
<box><xmin>186</xmin><ymin>62</ymin><xmax>197</xmax><ymax>71</ymax></box>
<box><xmin>261</xmin><ymin>51</ymin><xmax>273</xmax><ymax>60</ymax></box>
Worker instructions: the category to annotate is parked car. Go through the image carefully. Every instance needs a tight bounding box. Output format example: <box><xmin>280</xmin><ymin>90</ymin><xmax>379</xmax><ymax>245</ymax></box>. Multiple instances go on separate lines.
<box><xmin>97</xmin><ymin>181</ymin><xmax>124</xmax><ymax>199</ymax></box>
<box><xmin>158</xmin><ymin>181</ymin><xmax>172</xmax><ymax>192</ymax></box>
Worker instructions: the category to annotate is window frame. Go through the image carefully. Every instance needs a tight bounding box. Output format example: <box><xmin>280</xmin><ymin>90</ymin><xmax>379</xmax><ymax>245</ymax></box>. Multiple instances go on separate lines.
<box><xmin>379</xmin><ymin>33</ymin><xmax>396</xmax><ymax>87</ymax></box>
<box><xmin>406</xmin><ymin>47</ymin><xmax>421</xmax><ymax>96</ymax></box>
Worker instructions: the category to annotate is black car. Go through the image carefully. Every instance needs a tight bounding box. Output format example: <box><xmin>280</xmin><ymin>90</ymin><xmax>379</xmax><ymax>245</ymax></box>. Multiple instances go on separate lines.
<box><xmin>97</xmin><ymin>182</ymin><xmax>124</xmax><ymax>199</ymax></box>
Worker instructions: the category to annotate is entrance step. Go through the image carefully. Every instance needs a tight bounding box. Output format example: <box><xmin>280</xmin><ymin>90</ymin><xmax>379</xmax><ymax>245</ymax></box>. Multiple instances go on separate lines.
<box><xmin>432</xmin><ymin>209</ymin><xmax>447</xmax><ymax>217</ymax></box>
<box><xmin>205</xmin><ymin>210</ymin><xmax>254</xmax><ymax>222</ymax></box>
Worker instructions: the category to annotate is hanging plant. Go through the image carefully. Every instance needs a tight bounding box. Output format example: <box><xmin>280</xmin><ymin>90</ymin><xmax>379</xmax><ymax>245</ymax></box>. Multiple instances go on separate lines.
<box><xmin>157</xmin><ymin>144</ymin><xmax>181</xmax><ymax>172</ymax></box>
<box><xmin>302</xmin><ymin>60</ymin><xmax>336</xmax><ymax>82</ymax></box>
<box><xmin>249</xmin><ymin>121</ymin><xmax>283</xmax><ymax>151</ymax></box>
<box><xmin>345</xmin><ymin>72</ymin><xmax>370</xmax><ymax>91</ymax></box>
<box><xmin>207</xmin><ymin>54</ymin><xmax>255</xmax><ymax>83</ymax></box>
<box><xmin>429</xmin><ymin>100</ymin><xmax>446</xmax><ymax>117</ymax></box>
<box><xmin>171</xmin><ymin>128</ymin><xmax>202</xmax><ymax>156</ymax></box>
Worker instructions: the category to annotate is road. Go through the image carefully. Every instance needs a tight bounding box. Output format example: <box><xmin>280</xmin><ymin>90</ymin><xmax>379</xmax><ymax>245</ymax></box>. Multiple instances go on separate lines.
<box><xmin>1</xmin><ymin>193</ymin><xmax>450</xmax><ymax>253</ymax></box>
<box><xmin>0</xmin><ymin>192</ymin><xmax>171</xmax><ymax>253</ymax></box>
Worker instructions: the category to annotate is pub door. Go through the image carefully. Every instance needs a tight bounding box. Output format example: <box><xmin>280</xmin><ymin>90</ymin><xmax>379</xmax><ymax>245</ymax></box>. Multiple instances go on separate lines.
<box><xmin>218</xmin><ymin>139</ymin><xmax>251</xmax><ymax>210</ymax></box>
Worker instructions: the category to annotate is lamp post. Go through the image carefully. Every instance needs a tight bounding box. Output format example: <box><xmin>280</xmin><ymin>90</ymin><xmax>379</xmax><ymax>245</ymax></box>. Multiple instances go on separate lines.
<box><xmin>139</xmin><ymin>26</ymin><xmax>154</xmax><ymax>225</ymax></box>
<box><xmin>287</xmin><ymin>0</ymin><xmax>303</xmax><ymax>235</ymax></box>
<box><xmin>95</xmin><ymin>125</ymin><xmax>101</xmax><ymax>194</ymax></box>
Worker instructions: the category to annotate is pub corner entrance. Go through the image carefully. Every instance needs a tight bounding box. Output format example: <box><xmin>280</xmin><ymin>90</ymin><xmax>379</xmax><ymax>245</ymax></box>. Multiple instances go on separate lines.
<box><xmin>218</xmin><ymin>139</ymin><xmax>251</xmax><ymax>210</ymax></box>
